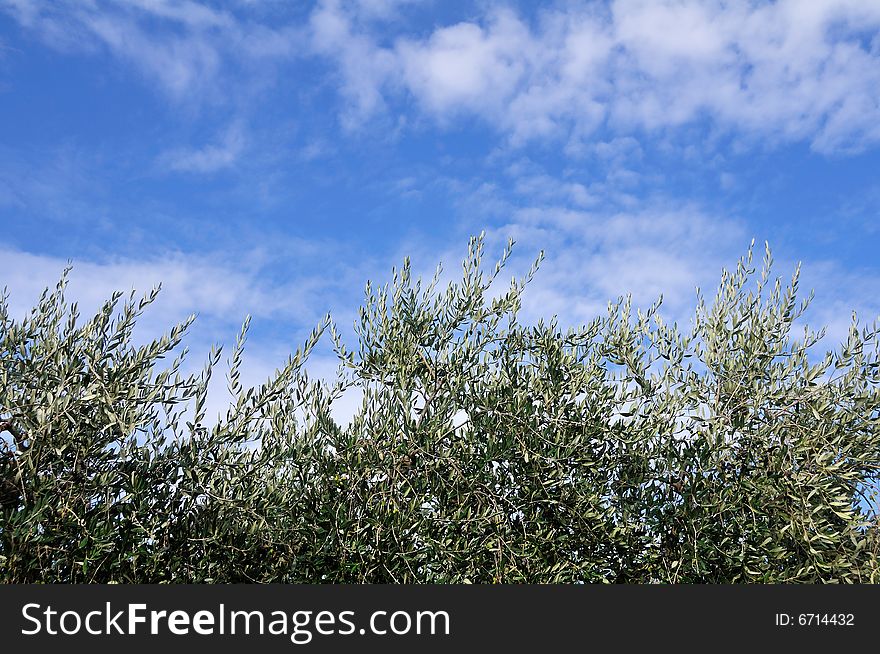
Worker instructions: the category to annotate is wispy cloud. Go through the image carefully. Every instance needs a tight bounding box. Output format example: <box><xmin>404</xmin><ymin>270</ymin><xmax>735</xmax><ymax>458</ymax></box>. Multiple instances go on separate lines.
<box><xmin>0</xmin><ymin>0</ymin><xmax>302</xmax><ymax>103</ymax></box>
<box><xmin>311</xmin><ymin>0</ymin><xmax>880</xmax><ymax>153</ymax></box>
<box><xmin>0</xmin><ymin>237</ymin><xmax>373</xmax><ymax>342</ymax></box>
<box><xmin>503</xmin><ymin>204</ymin><xmax>746</xmax><ymax>326</ymax></box>
<box><xmin>5</xmin><ymin>1</ymin><xmax>879</xmax><ymax>153</ymax></box>
<box><xmin>158</xmin><ymin>123</ymin><xmax>246</xmax><ymax>174</ymax></box>
<box><xmin>445</xmin><ymin>165</ymin><xmax>880</xmax><ymax>337</ymax></box>
<box><xmin>308</xmin><ymin>0</ymin><xmax>400</xmax><ymax>128</ymax></box>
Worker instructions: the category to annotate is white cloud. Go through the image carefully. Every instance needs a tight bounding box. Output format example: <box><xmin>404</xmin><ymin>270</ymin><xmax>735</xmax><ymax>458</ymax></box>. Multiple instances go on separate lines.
<box><xmin>499</xmin><ymin>204</ymin><xmax>745</xmax><ymax>328</ymax></box>
<box><xmin>512</xmin><ymin>172</ymin><xmax>597</xmax><ymax>208</ymax></box>
<box><xmin>439</xmin><ymin>154</ymin><xmax>878</xmax><ymax>340</ymax></box>
<box><xmin>0</xmin><ymin>0</ymin><xmax>302</xmax><ymax>103</ymax></box>
<box><xmin>158</xmin><ymin>123</ymin><xmax>246</xmax><ymax>174</ymax></box>
<box><xmin>308</xmin><ymin>0</ymin><xmax>399</xmax><ymax>127</ymax></box>
<box><xmin>396</xmin><ymin>9</ymin><xmax>532</xmax><ymax>118</ymax></box>
<box><xmin>310</xmin><ymin>0</ymin><xmax>880</xmax><ymax>153</ymax></box>
<box><xmin>449</xmin><ymin>179</ymin><xmax>880</xmax><ymax>346</ymax></box>
<box><xmin>0</xmin><ymin>239</ymin><xmax>375</xmax><ymax>344</ymax></box>
<box><xmin>796</xmin><ymin>261</ymin><xmax>880</xmax><ymax>346</ymax></box>
<box><xmin>5</xmin><ymin>1</ymin><xmax>879</xmax><ymax>152</ymax></box>
<box><xmin>2</xmin><ymin>248</ymin><xmax>259</xmax><ymax>332</ymax></box>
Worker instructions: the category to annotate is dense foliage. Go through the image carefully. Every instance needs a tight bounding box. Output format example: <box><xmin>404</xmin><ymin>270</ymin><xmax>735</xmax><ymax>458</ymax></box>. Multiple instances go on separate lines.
<box><xmin>2</xmin><ymin>236</ymin><xmax>879</xmax><ymax>583</ymax></box>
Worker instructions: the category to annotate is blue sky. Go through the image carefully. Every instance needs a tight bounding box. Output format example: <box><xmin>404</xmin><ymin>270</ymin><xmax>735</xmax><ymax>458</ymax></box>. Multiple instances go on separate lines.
<box><xmin>2</xmin><ymin>0</ymin><xmax>880</xmax><ymax>399</ymax></box>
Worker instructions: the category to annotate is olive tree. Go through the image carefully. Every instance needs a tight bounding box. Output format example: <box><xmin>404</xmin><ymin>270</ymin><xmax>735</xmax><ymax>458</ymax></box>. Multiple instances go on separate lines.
<box><xmin>1</xmin><ymin>236</ymin><xmax>878</xmax><ymax>582</ymax></box>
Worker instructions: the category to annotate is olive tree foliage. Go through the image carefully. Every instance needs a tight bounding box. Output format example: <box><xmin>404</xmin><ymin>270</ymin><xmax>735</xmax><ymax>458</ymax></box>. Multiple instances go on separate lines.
<box><xmin>1</xmin><ymin>236</ymin><xmax>879</xmax><ymax>583</ymax></box>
